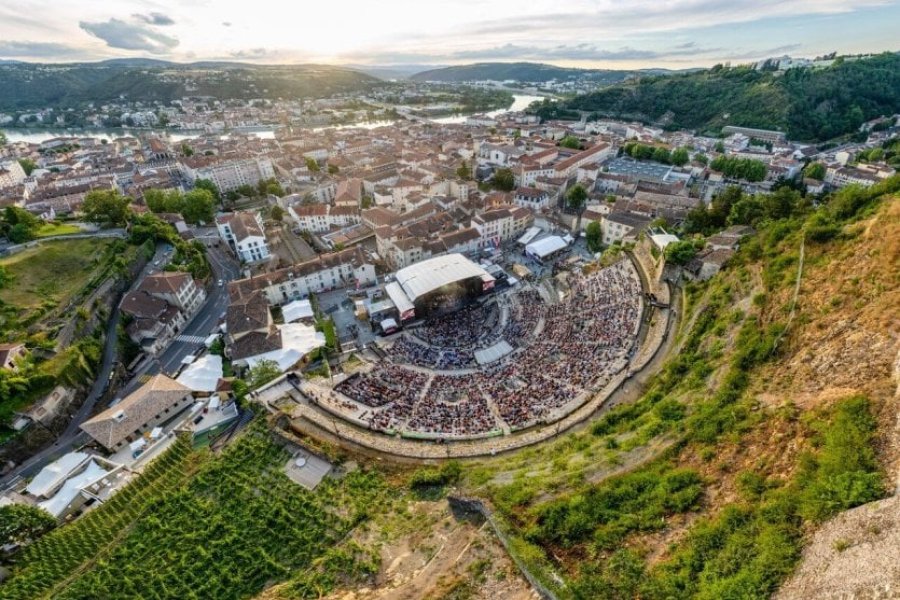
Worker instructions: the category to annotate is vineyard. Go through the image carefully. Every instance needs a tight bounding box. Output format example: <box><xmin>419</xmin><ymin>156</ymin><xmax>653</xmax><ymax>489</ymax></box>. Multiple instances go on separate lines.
<box><xmin>0</xmin><ymin>422</ymin><xmax>389</xmax><ymax>600</ymax></box>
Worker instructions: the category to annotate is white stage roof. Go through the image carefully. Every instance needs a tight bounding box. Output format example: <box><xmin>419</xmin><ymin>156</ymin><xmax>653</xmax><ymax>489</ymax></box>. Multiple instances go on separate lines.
<box><xmin>176</xmin><ymin>354</ymin><xmax>224</xmax><ymax>393</ymax></box>
<box><xmin>526</xmin><ymin>236</ymin><xmax>568</xmax><ymax>259</ymax></box>
<box><xmin>282</xmin><ymin>299</ymin><xmax>314</xmax><ymax>323</ymax></box>
<box><xmin>395</xmin><ymin>253</ymin><xmax>494</xmax><ymax>303</ymax></box>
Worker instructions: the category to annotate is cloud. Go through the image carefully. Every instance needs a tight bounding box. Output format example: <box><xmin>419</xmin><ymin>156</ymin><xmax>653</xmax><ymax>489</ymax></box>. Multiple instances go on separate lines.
<box><xmin>229</xmin><ymin>48</ymin><xmax>271</xmax><ymax>60</ymax></box>
<box><xmin>0</xmin><ymin>40</ymin><xmax>84</xmax><ymax>59</ymax></box>
<box><xmin>79</xmin><ymin>18</ymin><xmax>179</xmax><ymax>53</ymax></box>
<box><xmin>133</xmin><ymin>12</ymin><xmax>176</xmax><ymax>26</ymax></box>
<box><xmin>222</xmin><ymin>21</ymin><xmax>232</xmax><ymax>27</ymax></box>
<box><xmin>358</xmin><ymin>42</ymin><xmax>728</xmax><ymax>64</ymax></box>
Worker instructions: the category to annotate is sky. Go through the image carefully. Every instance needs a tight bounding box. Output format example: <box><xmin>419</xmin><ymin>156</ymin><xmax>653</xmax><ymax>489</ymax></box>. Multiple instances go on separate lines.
<box><xmin>0</xmin><ymin>0</ymin><xmax>898</xmax><ymax>69</ymax></box>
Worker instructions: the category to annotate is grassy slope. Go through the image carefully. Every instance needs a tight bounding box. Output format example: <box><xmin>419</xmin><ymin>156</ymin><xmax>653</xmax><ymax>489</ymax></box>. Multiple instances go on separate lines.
<box><xmin>0</xmin><ymin>238</ymin><xmax>115</xmax><ymax>311</ymax></box>
<box><xmin>455</xmin><ymin>191</ymin><xmax>898</xmax><ymax>598</ymax></box>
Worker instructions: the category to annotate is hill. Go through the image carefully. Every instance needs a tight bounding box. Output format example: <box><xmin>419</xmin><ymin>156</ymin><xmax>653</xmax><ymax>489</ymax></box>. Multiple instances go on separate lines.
<box><xmin>533</xmin><ymin>52</ymin><xmax>900</xmax><ymax>142</ymax></box>
<box><xmin>0</xmin><ymin>62</ymin><xmax>381</xmax><ymax>110</ymax></box>
<box><xmin>409</xmin><ymin>61</ymin><xmax>645</xmax><ymax>84</ymax></box>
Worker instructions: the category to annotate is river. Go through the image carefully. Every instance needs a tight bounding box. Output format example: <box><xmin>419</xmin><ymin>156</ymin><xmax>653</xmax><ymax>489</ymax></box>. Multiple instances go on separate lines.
<box><xmin>1</xmin><ymin>94</ymin><xmax>547</xmax><ymax>144</ymax></box>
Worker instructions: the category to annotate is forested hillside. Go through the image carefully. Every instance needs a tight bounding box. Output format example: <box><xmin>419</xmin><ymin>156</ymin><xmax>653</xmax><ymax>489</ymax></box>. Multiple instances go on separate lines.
<box><xmin>532</xmin><ymin>52</ymin><xmax>900</xmax><ymax>142</ymax></box>
<box><xmin>410</xmin><ymin>62</ymin><xmax>644</xmax><ymax>84</ymax></box>
<box><xmin>0</xmin><ymin>63</ymin><xmax>381</xmax><ymax>111</ymax></box>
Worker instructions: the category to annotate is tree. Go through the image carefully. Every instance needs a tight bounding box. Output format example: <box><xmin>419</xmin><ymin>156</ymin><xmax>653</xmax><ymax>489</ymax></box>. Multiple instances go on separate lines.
<box><xmin>671</xmin><ymin>148</ymin><xmax>690</xmax><ymax>167</ymax></box>
<box><xmin>180</xmin><ymin>143</ymin><xmax>194</xmax><ymax>157</ymax></box>
<box><xmin>492</xmin><ymin>168</ymin><xmax>515</xmax><ymax>191</ymax></box>
<box><xmin>0</xmin><ymin>505</ymin><xmax>56</xmax><ymax>546</ymax></box>
<box><xmin>0</xmin><ymin>130</ymin><xmax>6</xmax><ymax>146</ymax></box>
<box><xmin>652</xmin><ymin>147</ymin><xmax>671</xmax><ymax>164</ymax></box>
<box><xmin>265</xmin><ymin>181</ymin><xmax>285</xmax><ymax>197</ymax></box>
<box><xmin>305</xmin><ymin>157</ymin><xmax>320</xmax><ymax>172</ymax></box>
<box><xmin>560</xmin><ymin>135</ymin><xmax>581</xmax><ymax>149</ymax></box>
<box><xmin>270</xmin><ymin>206</ymin><xmax>285</xmax><ymax>222</ymax></box>
<box><xmin>695</xmin><ymin>153</ymin><xmax>709</xmax><ymax>166</ymax></box>
<box><xmin>248</xmin><ymin>359</ymin><xmax>281</xmax><ymax>389</ymax></box>
<box><xmin>82</xmin><ymin>189</ymin><xmax>131</xmax><ymax>226</ymax></box>
<box><xmin>144</xmin><ymin>189</ymin><xmax>183</xmax><ymax>214</ymax></box>
<box><xmin>181</xmin><ymin>189</ymin><xmax>215</xmax><ymax>224</ymax></box>
<box><xmin>566</xmin><ymin>184</ymin><xmax>588</xmax><ymax>212</ymax></box>
<box><xmin>585</xmin><ymin>221</ymin><xmax>603</xmax><ymax>252</ymax></box>
<box><xmin>17</xmin><ymin>158</ymin><xmax>37</xmax><ymax>176</ymax></box>
<box><xmin>194</xmin><ymin>178</ymin><xmax>221</xmax><ymax>203</ymax></box>
<box><xmin>8</xmin><ymin>223</ymin><xmax>36</xmax><ymax>244</ymax></box>
<box><xmin>456</xmin><ymin>161</ymin><xmax>472</xmax><ymax>180</ymax></box>
<box><xmin>327</xmin><ymin>164</ymin><xmax>339</xmax><ymax>175</ymax></box>
<box><xmin>802</xmin><ymin>162</ymin><xmax>826</xmax><ymax>181</ymax></box>
<box><xmin>664</xmin><ymin>240</ymin><xmax>697</xmax><ymax>265</ymax></box>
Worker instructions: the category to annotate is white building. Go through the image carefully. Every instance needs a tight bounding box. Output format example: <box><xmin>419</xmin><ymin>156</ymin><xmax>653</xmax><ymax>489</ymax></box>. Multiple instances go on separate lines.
<box><xmin>227</xmin><ymin>246</ymin><xmax>376</xmax><ymax>305</ymax></box>
<box><xmin>0</xmin><ymin>160</ymin><xmax>27</xmax><ymax>188</ymax></box>
<box><xmin>601</xmin><ymin>212</ymin><xmax>652</xmax><ymax>246</ymax></box>
<box><xmin>288</xmin><ymin>204</ymin><xmax>361</xmax><ymax>233</ymax></box>
<box><xmin>472</xmin><ymin>206</ymin><xmax>534</xmax><ymax>248</ymax></box>
<box><xmin>181</xmin><ymin>157</ymin><xmax>275</xmax><ymax>193</ymax></box>
<box><xmin>216</xmin><ymin>211</ymin><xmax>270</xmax><ymax>263</ymax></box>
<box><xmin>513</xmin><ymin>187</ymin><xmax>551</xmax><ymax>211</ymax></box>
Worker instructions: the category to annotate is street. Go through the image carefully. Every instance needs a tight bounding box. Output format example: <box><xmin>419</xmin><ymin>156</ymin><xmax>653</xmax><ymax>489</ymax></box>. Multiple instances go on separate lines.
<box><xmin>0</xmin><ymin>243</ymin><xmax>241</xmax><ymax>488</ymax></box>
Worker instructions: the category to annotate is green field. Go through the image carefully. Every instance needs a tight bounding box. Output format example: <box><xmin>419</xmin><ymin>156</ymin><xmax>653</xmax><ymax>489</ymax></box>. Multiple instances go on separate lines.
<box><xmin>0</xmin><ymin>238</ymin><xmax>116</xmax><ymax>311</ymax></box>
<box><xmin>0</xmin><ymin>422</ymin><xmax>388</xmax><ymax>600</ymax></box>
<box><xmin>34</xmin><ymin>223</ymin><xmax>82</xmax><ymax>238</ymax></box>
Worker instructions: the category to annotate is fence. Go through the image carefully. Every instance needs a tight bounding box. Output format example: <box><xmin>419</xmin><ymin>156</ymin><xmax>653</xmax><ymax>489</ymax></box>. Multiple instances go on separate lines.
<box><xmin>448</xmin><ymin>495</ymin><xmax>561</xmax><ymax>600</ymax></box>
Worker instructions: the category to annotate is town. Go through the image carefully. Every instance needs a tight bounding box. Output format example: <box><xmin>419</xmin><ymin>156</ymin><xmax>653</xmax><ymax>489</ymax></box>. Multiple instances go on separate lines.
<box><xmin>0</xmin><ymin>36</ymin><xmax>898</xmax><ymax>598</ymax></box>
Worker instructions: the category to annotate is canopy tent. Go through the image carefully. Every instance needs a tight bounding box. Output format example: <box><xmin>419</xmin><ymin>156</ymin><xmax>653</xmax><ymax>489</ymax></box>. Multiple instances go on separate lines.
<box><xmin>38</xmin><ymin>460</ymin><xmax>109</xmax><ymax>518</ymax></box>
<box><xmin>25</xmin><ymin>452</ymin><xmax>91</xmax><ymax>498</ymax></box>
<box><xmin>517</xmin><ymin>226</ymin><xmax>542</xmax><ymax>246</ymax></box>
<box><xmin>526</xmin><ymin>236</ymin><xmax>567</xmax><ymax>260</ymax></box>
<box><xmin>243</xmin><ymin>323</ymin><xmax>326</xmax><ymax>372</ymax></box>
<box><xmin>176</xmin><ymin>354</ymin><xmax>224</xmax><ymax>393</ymax></box>
<box><xmin>384</xmin><ymin>282</ymin><xmax>415</xmax><ymax>320</ymax></box>
<box><xmin>282</xmin><ymin>299</ymin><xmax>314</xmax><ymax>323</ymax></box>
<box><xmin>474</xmin><ymin>340</ymin><xmax>514</xmax><ymax>365</ymax></box>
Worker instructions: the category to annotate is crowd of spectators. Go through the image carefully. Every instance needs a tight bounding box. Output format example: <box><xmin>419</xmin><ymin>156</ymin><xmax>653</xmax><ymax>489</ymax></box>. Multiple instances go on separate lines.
<box><xmin>330</xmin><ymin>259</ymin><xmax>643</xmax><ymax>437</ymax></box>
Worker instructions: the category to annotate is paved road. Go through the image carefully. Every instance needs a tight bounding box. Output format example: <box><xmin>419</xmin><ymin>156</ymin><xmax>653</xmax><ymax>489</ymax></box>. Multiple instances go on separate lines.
<box><xmin>123</xmin><ymin>245</ymin><xmax>241</xmax><ymax>393</ymax></box>
<box><xmin>0</xmin><ymin>244</ymin><xmax>240</xmax><ymax>488</ymax></box>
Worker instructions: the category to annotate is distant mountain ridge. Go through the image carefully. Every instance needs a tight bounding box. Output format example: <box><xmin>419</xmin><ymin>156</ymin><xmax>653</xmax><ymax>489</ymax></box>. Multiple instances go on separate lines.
<box><xmin>0</xmin><ymin>62</ymin><xmax>380</xmax><ymax>111</ymax></box>
<box><xmin>409</xmin><ymin>61</ymin><xmax>692</xmax><ymax>83</ymax></box>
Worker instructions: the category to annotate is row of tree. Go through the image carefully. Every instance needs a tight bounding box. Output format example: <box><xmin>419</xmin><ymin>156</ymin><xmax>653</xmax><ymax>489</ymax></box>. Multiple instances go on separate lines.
<box><xmin>709</xmin><ymin>155</ymin><xmax>768</xmax><ymax>182</ymax></box>
<box><xmin>622</xmin><ymin>142</ymin><xmax>691</xmax><ymax>167</ymax></box>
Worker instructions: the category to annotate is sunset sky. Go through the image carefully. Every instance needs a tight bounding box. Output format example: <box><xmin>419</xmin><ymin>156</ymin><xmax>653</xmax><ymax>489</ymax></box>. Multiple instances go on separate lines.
<box><xmin>1</xmin><ymin>0</ymin><xmax>898</xmax><ymax>68</ymax></box>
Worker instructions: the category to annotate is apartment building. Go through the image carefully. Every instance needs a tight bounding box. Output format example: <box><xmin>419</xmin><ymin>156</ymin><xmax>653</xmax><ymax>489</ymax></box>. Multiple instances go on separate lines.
<box><xmin>181</xmin><ymin>157</ymin><xmax>275</xmax><ymax>193</ymax></box>
<box><xmin>216</xmin><ymin>211</ymin><xmax>270</xmax><ymax>263</ymax></box>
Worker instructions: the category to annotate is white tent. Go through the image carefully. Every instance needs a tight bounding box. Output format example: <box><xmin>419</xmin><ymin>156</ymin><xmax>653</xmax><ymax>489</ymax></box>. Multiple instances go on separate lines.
<box><xmin>517</xmin><ymin>226</ymin><xmax>542</xmax><ymax>246</ymax></box>
<box><xmin>244</xmin><ymin>323</ymin><xmax>326</xmax><ymax>372</ymax></box>
<box><xmin>38</xmin><ymin>460</ymin><xmax>109</xmax><ymax>518</ymax></box>
<box><xmin>176</xmin><ymin>354</ymin><xmax>224</xmax><ymax>393</ymax></box>
<box><xmin>526</xmin><ymin>236</ymin><xmax>568</xmax><ymax>260</ymax></box>
<box><xmin>282</xmin><ymin>299</ymin><xmax>314</xmax><ymax>323</ymax></box>
<box><xmin>26</xmin><ymin>452</ymin><xmax>91</xmax><ymax>498</ymax></box>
